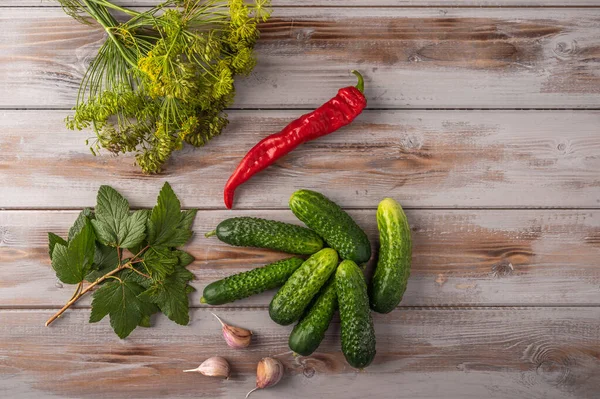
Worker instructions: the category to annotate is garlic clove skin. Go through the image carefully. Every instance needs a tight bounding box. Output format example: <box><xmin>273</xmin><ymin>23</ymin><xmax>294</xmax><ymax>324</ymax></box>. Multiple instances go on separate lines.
<box><xmin>212</xmin><ymin>313</ymin><xmax>252</xmax><ymax>349</ymax></box>
<box><xmin>222</xmin><ymin>324</ymin><xmax>252</xmax><ymax>349</ymax></box>
<box><xmin>183</xmin><ymin>356</ymin><xmax>231</xmax><ymax>379</ymax></box>
<box><xmin>246</xmin><ymin>357</ymin><xmax>284</xmax><ymax>398</ymax></box>
<box><xmin>256</xmin><ymin>357</ymin><xmax>284</xmax><ymax>388</ymax></box>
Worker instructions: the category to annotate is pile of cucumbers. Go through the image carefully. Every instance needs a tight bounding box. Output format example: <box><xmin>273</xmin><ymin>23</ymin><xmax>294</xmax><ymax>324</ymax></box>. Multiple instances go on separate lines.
<box><xmin>201</xmin><ymin>189</ymin><xmax>412</xmax><ymax>369</ymax></box>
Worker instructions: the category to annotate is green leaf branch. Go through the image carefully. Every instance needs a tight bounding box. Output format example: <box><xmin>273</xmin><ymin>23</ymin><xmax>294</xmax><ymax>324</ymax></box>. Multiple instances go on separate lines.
<box><xmin>45</xmin><ymin>182</ymin><xmax>197</xmax><ymax>338</ymax></box>
<box><xmin>45</xmin><ymin>244</ymin><xmax>149</xmax><ymax>327</ymax></box>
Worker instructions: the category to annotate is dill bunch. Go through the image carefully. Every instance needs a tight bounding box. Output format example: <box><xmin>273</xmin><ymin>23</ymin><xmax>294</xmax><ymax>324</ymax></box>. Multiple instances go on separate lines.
<box><xmin>61</xmin><ymin>0</ymin><xmax>271</xmax><ymax>173</ymax></box>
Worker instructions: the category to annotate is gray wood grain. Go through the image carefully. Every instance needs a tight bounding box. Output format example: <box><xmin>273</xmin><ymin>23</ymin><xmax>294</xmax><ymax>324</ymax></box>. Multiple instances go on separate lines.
<box><xmin>0</xmin><ymin>307</ymin><xmax>598</xmax><ymax>398</ymax></box>
<box><xmin>2</xmin><ymin>8</ymin><xmax>600</xmax><ymax>109</ymax></box>
<box><xmin>2</xmin><ymin>1</ymin><xmax>600</xmax><ymax>398</ymax></box>
<box><xmin>1</xmin><ymin>110</ymin><xmax>599</xmax><ymax>209</ymax></box>
<box><xmin>1</xmin><ymin>209</ymin><xmax>599</xmax><ymax>308</ymax></box>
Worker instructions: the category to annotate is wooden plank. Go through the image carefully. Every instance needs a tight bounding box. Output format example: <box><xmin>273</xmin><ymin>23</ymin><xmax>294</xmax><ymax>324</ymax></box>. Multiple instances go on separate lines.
<box><xmin>6</xmin><ymin>1</ymin><xmax>600</xmax><ymax>7</ymax></box>
<box><xmin>1</xmin><ymin>110</ymin><xmax>599</xmax><ymax>209</ymax></box>
<box><xmin>0</xmin><ymin>307</ymin><xmax>598</xmax><ymax>398</ymax></box>
<box><xmin>1</xmin><ymin>8</ymin><xmax>600</xmax><ymax>109</ymax></box>
<box><xmin>1</xmin><ymin>209</ymin><xmax>599</xmax><ymax>308</ymax></box>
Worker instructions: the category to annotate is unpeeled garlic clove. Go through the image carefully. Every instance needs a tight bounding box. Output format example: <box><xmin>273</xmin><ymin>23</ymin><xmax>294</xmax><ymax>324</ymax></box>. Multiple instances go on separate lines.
<box><xmin>212</xmin><ymin>312</ymin><xmax>252</xmax><ymax>349</ymax></box>
<box><xmin>246</xmin><ymin>357</ymin><xmax>284</xmax><ymax>398</ymax></box>
<box><xmin>183</xmin><ymin>356</ymin><xmax>231</xmax><ymax>379</ymax></box>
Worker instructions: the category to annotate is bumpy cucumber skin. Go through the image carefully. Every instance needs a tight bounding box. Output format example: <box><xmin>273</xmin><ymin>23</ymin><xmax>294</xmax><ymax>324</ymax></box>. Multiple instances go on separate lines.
<box><xmin>288</xmin><ymin>276</ymin><xmax>337</xmax><ymax>356</ymax></box>
<box><xmin>336</xmin><ymin>260</ymin><xmax>376</xmax><ymax>369</ymax></box>
<box><xmin>201</xmin><ymin>257</ymin><xmax>304</xmax><ymax>305</ymax></box>
<box><xmin>289</xmin><ymin>190</ymin><xmax>371</xmax><ymax>264</ymax></box>
<box><xmin>214</xmin><ymin>217</ymin><xmax>324</xmax><ymax>255</ymax></box>
<box><xmin>269</xmin><ymin>248</ymin><xmax>339</xmax><ymax>326</ymax></box>
<box><xmin>370</xmin><ymin>198</ymin><xmax>412</xmax><ymax>314</ymax></box>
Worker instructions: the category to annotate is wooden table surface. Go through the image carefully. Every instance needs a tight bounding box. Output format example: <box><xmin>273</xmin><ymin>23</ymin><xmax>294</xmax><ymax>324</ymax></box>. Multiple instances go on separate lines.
<box><xmin>1</xmin><ymin>1</ymin><xmax>600</xmax><ymax>398</ymax></box>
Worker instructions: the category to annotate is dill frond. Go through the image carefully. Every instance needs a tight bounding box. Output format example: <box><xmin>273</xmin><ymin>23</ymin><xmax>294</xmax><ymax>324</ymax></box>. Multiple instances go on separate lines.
<box><xmin>63</xmin><ymin>0</ymin><xmax>271</xmax><ymax>173</ymax></box>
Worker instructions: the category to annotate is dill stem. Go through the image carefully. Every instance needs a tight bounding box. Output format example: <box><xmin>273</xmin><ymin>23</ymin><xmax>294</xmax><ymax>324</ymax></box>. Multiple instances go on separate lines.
<box><xmin>86</xmin><ymin>0</ymin><xmax>141</xmax><ymax>17</ymax></box>
<box><xmin>82</xmin><ymin>0</ymin><xmax>138</xmax><ymax>68</ymax></box>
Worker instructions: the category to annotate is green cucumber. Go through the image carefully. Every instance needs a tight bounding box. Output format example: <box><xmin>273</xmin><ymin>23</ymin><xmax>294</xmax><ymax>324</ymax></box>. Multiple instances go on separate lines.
<box><xmin>200</xmin><ymin>257</ymin><xmax>304</xmax><ymax>305</ymax></box>
<box><xmin>289</xmin><ymin>189</ymin><xmax>371</xmax><ymax>264</ymax></box>
<box><xmin>370</xmin><ymin>198</ymin><xmax>412</xmax><ymax>313</ymax></box>
<box><xmin>269</xmin><ymin>248</ymin><xmax>338</xmax><ymax>325</ymax></box>
<box><xmin>336</xmin><ymin>260</ymin><xmax>376</xmax><ymax>369</ymax></box>
<box><xmin>288</xmin><ymin>276</ymin><xmax>337</xmax><ymax>356</ymax></box>
<box><xmin>206</xmin><ymin>217</ymin><xmax>323</xmax><ymax>255</ymax></box>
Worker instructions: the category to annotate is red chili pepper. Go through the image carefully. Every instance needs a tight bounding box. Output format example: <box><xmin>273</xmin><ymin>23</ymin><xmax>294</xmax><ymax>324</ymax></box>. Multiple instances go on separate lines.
<box><xmin>224</xmin><ymin>71</ymin><xmax>367</xmax><ymax>209</ymax></box>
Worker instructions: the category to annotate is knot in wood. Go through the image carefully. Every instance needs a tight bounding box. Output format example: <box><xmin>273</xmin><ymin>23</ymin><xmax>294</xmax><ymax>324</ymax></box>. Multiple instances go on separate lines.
<box><xmin>296</xmin><ymin>29</ymin><xmax>314</xmax><ymax>41</ymax></box>
<box><xmin>491</xmin><ymin>261</ymin><xmax>514</xmax><ymax>278</ymax></box>
<box><xmin>303</xmin><ymin>366</ymin><xmax>315</xmax><ymax>378</ymax></box>
<box><xmin>0</xmin><ymin>226</ymin><xmax>9</xmax><ymax>246</ymax></box>
<box><xmin>400</xmin><ymin>135</ymin><xmax>423</xmax><ymax>150</ymax></box>
<box><xmin>557</xmin><ymin>142</ymin><xmax>569</xmax><ymax>154</ymax></box>
<box><xmin>536</xmin><ymin>359</ymin><xmax>573</xmax><ymax>388</ymax></box>
<box><xmin>552</xmin><ymin>37</ymin><xmax>579</xmax><ymax>60</ymax></box>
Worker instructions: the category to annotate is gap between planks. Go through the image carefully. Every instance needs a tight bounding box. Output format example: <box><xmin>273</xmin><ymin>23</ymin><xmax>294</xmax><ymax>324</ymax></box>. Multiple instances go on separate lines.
<box><xmin>2</xmin><ymin>304</ymin><xmax>599</xmax><ymax>311</ymax></box>
<box><xmin>3</xmin><ymin>107</ymin><xmax>600</xmax><ymax>111</ymax></box>
<box><xmin>4</xmin><ymin>207</ymin><xmax>600</xmax><ymax>211</ymax></box>
<box><xmin>4</xmin><ymin>3</ymin><xmax>600</xmax><ymax>8</ymax></box>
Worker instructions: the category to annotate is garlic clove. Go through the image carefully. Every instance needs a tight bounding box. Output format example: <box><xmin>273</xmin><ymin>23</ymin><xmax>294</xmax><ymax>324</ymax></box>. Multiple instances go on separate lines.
<box><xmin>183</xmin><ymin>356</ymin><xmax>231</xmax><ymax>379</ymax></box>
<box><xmin>223</xmin><ymin>324</ymin><xmax>252</xmax><ymax>349</ymax></box>
<box><xmin>246</xmin><ymin>357</ymin><xmax>284</xmax><ymax>398</ymax></box>
<box><xmin>212</xmin><ymin>312</ymin><xmax>252</xmax><ymax>349</ymax></box>
<box><xmin>256</xmin><ymin>357</ymin><xmax>284</xmax><ymax>389</ymax></box>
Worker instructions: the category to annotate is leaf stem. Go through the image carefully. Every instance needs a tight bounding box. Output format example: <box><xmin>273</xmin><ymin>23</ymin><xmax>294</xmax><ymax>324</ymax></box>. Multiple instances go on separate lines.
<box><xmin>45</xmin><ymin>264</ymin><xmax>126</xmax><ymax>327</ymax></box>
<box><xmin>126</xmin><ymin>265</ymin><xmax>151</xmax><ymax>279</ymax></box>
<box><xmin>134</xmin><ymin>245</ymin><xmax>150</xmax><ymax>260</ymax></box>
<box><xmin>69</xmin><ymin>281</ymin><xmax>83</xmax><ymax>301</ymax></box>
<box><xmin>45</xmin><ymin>245</ymin><xmax>150</xmax><ymax>327</ymax></box>
<box><xmin>105</xmin><ymin>275</ymin><xmax>124</xmax><ymax>284</ymax></box>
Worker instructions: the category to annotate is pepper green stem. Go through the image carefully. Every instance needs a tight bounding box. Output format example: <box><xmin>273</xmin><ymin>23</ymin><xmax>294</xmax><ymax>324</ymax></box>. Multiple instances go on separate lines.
<box><xmin>205</xmin><ymin>230</ymin><xmax>217</xmax><ymax>238</ymax></box>
<box><xmin>351</xmin><ymin>70</ymin><xmax>364</xmax><ymax>93</ymax></box>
